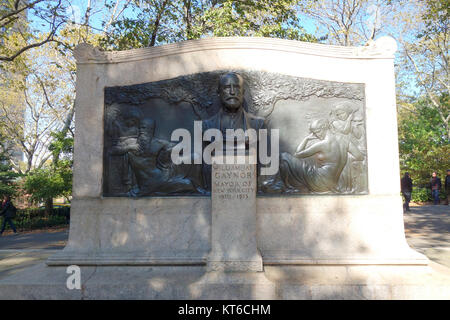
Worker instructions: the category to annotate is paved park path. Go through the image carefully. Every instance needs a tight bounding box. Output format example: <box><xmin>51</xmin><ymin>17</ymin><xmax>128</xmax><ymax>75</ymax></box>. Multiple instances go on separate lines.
<box><xmin>403</xmin><ymin>204</ymin><xmax>450</xmax><ymax>268</ymax></box>
<box><xmin>0</xmin><ymin>227</ymin><xmax>68</xmax><ymax>250</ymax></box>
<box><xmin>0</xmin><ymin>204</ymin><xmax>448</xmax><ymax>280</ymax></box>
<box><xmin>0</xmin><ymin>227</ymin><xmax>68</xmax><ymax>280</ymax></box>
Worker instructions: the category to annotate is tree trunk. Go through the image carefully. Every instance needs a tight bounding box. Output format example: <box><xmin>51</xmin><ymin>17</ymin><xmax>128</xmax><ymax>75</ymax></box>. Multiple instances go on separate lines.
<box><xmin>150</xmin><ymin>0</ymin><xmax>170</xmax><ymax>47</ymax></box>
<box><xmin>44</xmin><ymin>197</ymin><xmax>53</xmax><ymax>217</ymax></box>
<box><xmin>184</xmin><ymin>0</ymin><xmax>192</xmax><ymax>39</ymax></box>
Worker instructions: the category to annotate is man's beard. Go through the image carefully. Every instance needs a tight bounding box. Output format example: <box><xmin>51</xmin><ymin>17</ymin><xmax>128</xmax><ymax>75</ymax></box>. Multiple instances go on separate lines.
<box><xmin>224</xmin><ymin>98</ymin><xmax>241</xmax><ymax>110</ymax></box>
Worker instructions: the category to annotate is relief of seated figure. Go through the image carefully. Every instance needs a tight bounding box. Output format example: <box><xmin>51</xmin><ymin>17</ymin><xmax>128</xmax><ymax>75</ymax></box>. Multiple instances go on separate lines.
<box><xmin>279</xmin><ymin>118</ymin><xmax>365</xmax><ymax>194</ymax></box>
<box><xmin>109</xmin><ymin>108</ymin><xmax>204</xmax><ymax>196</ymax></box>
<box><xmin>108</xmin><ymin>106</ymin><xmax>142</xmax><ymax>191</ymax></box>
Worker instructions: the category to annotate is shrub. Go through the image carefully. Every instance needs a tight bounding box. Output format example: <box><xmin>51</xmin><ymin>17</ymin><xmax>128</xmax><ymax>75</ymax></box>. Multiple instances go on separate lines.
<box><xmin>411</xmin><ymin>188</ymin><xmax>431</xmax><ymax>203</ymax></box>
<box><xmin>1</xmin><ymin>207</ymin><xmax>70</xmax><ymax>232</ymax></box>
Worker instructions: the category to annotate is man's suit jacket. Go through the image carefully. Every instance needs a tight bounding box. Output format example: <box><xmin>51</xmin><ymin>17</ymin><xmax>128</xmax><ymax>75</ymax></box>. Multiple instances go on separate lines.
<box><xmin>203</xmin><ymin>108</ymin><xmax>265</xmax><ymax>133</ymax></box>
<box><xmin>202</xmin><ymin>107</ymin><xmax>266</xmax><ymax>191</ymax></box>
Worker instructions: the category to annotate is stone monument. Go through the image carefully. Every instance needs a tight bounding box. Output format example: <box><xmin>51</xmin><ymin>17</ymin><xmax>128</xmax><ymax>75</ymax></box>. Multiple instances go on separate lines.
<box><xmin>1</xmin><ymin>37</ymin><xmax>450</xmax><ymax>299</ymax></box>
<box><xmin>205</xmin><ymin>72</ymin><xmax>263</xmax><ymax>272</ymax></box>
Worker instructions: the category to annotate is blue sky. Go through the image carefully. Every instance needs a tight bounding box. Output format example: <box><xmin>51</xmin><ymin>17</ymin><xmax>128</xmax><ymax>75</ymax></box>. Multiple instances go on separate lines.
<box><xmin>29</xmin><ymin>1</ymin><xmax>322</xmax><ymax>38</ymax></box>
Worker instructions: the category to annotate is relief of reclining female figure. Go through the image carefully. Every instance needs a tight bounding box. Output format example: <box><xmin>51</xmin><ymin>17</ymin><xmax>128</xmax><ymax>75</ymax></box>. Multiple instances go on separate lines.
<box><xmin>279</xmin><ymin>118</ymin><xmax>365</xmax><ymax>194</ymax></box>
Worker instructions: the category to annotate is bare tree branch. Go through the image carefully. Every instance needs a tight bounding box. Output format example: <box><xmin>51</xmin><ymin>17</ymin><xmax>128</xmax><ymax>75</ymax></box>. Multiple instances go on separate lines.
<box><xmin>0</xmin><ymin>0</ymin><xmax>44</xmax><ymax>23</ymax></box>
<box><xmin>0</xmin><ymin>21</ymin><xmax>64</xmax><ymax>62</ymax></box>
<box><xmin>0</xmin><ymin>16</ymin><xmax>18</xmax><ymax>29</ymax></box>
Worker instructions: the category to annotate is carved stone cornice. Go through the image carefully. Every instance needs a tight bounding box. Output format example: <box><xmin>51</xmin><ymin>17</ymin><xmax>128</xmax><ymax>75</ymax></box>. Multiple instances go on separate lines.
<box><xmin>73</xmin><ymin>43</ymin><xmax>111</xmax><ymax>63</ymax></box>
<box><xmin>73</xmin><ymin>36</ymin><xmax>398</xmax><ymax>65</ymax></box>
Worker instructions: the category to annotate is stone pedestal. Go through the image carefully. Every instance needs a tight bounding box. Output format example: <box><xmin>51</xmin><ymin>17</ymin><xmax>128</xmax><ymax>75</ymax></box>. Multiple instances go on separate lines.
<box><xmin>1</xmin><ymin>263</ymin><xmax>450</xmax><ymax>299</ymax></box>
<box><xmin>207</xmin><ymin>155</ymin><xmax>263</xmax><ymax>272</ymax></box>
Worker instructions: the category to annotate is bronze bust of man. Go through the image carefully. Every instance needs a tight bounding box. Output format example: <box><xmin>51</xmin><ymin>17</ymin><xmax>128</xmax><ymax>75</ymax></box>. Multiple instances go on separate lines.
<box><xmin>203</xmin><ymin>72</ymin><xmax>265</xmax><ymax>143</ymax></box>
<box><xmin>202</xmin><ymin>72</ymin><xmax>265</xmax><ymax>190</ymax></box>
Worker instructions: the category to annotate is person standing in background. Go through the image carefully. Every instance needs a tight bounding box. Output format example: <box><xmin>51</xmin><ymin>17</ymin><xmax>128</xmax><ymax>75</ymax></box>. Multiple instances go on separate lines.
<box><xmin>401</xmin><ymin>172</ymin><xmax>413</xmax><ymax>212</ymax></box>
<box><xmin>430</xmin><ymin>172</ymin><xmax>442</xmax><ymax>205</ymax></box>
<box><xmin>0</xmin><ymin>195</ymin><xmax>17</xmax><ymax>235</ymax></box>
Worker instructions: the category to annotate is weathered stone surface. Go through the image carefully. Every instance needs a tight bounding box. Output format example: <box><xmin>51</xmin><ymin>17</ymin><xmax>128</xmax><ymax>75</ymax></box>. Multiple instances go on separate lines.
<box><xmin>1</xmin><ymin>263</ymin><xmax>450</xmax><ymax>300</ymax></box>
<box><xmin>47</xmin><ymin>197</ymin><xmax>211</xmax><ymax>266</ymax></box>
<box><xmin>48</xmin><ymin>195</ymin><xmax>427</xmax><ymax>267</ymax></box>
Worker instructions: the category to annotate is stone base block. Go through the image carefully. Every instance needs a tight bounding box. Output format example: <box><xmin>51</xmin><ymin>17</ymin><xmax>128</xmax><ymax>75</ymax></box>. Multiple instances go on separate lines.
<box><xmin>46</xmin><ymin>251</ymin><xmax>207</xmax><ymax>266</ymax></box>
<box><xmin>265</xmin><ymin>264</ymin><xmax>450</xmax><ymax>299</ymax></box>
<box><xmin>1</xmin><ymin>263</ymin><xmax>450</xmax><ymax>299</ymax></box>
<box><xmin>189</xmin><ymin>271</ymin><xmax>275</xmax><ymax>299</ymax></box>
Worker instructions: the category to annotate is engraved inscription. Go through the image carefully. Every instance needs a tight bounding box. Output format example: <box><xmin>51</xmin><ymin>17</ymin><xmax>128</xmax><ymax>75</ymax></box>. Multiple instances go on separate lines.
<box><xmin>212</xmin><ymin>164</ymin><xmax>255</xmax><ymax>201</ymax></box>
